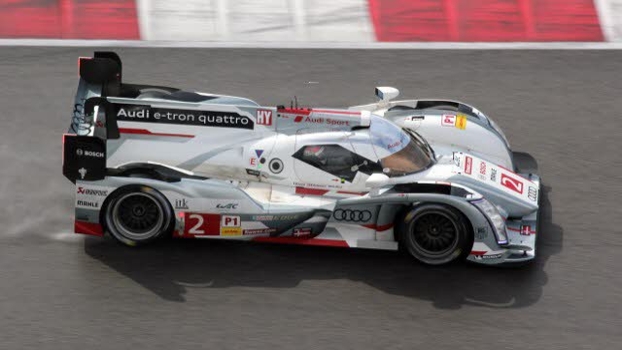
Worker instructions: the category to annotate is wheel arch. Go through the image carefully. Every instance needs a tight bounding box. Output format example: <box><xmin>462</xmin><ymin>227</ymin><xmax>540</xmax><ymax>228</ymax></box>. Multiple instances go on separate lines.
<box><xmin>99</xmin><ymin>183</ymin><xmax>176</xmax><ymax>244</ymax></box>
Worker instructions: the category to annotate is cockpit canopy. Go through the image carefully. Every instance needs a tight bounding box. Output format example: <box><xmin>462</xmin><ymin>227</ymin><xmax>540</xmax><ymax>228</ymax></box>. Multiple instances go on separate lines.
<box><xmin>293</xmin><ymin>115</ymin><xmax>435</xmax><ymax>183</ymax></box>
<box><xmin>369</xmin><ymin>116</ymin><xmax>435</xmax><ymax>177</ymax></box>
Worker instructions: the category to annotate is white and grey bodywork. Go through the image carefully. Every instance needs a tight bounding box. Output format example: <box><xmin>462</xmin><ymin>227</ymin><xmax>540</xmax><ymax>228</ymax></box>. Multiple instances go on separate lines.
<box><xmin>65</xmin><ymin>53</ymin><xmax>541</xmax><ymax>266</ymax></box>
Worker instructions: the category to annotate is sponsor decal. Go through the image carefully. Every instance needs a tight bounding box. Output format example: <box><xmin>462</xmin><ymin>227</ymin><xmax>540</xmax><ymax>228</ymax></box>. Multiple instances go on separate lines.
<box><xmin>490</xmin><ymin>168</ymin><xmax>497</xmax><ymax>182</ymax></box>
<box><xmin>474</xmin><ymin>253</ymin><xmax>503</xmax><ymax>260</ymax></box>
<box><xmin>243</xmin><ymin>228</ymin><xmax>277</xmax><ymax>235</ymax></box>
<box><xmin>255</xmin><ymin>149</ymin><xmax>264</xmax><ymax>158</ymax></box>
<box><xmin>78</xmin><ymin>167</ymin><xmax>87</xmax><ymax>179</ymax></box>
<box><xmin>174</xmin><ymin>199</ymin><xmax>189</xmax><ymax>210</ymax></box>
<box><xmin>252</xmin><ymin>214</ymin><xmax>302</xmax><ymax>221</ymax></box>
<box><xmin>220</xmin><ymin>215</ymin><xmax>242</xmax><ymax>236</ymax></box>
<box><xmin>293</xmin><ymin>227</ymin><xmax>313</xmax><ymax>237</ymax></box>
<box><xmin>220</xmin><ymin>228</ymin><xmax>242</xmax><ymax>237</ymax></box>
<box><xmin>441</xmin><ymin>114</ymin><xmax>456</xmax><ymax>127</ymax></box>
<box><xmin>464</xmin><ymin>156</ymin><xmax>473</xmax><ymax>175</ymax></box>
<box><xmin>520</xmin><ymin>225</ymin><xmax>535</xmax><ymax>236</ymax></box>
<box><xmin>293</xmin><ymin>182</ymin><xmax>342</xmax><ymax>190</ymax></box>
<box><xmin>115</xmin><ymin>104</ymin><xmax>254</xmax><ymax>130</ymax></box>
<box><xmin>454</xmin><ymin>154</ymin><xmax>462</xmax><ymax>167</ymax></box>
<box><xmin>183</xmin><ymin>213</ymin><xmax>220</xmax><ymax>236</ymax></box>
<box><xmin>500</xmin><ymin>173</ymin><xmax>524</xmax><ymax>194</ymax></box>
<box><xmin>71</xmin><ymin>102</ymin><xmax>91</xmax><ymax>134</ymax></box>
<box><xmin>478</xmin><ymin>161</ymin><xmax>487</xmax><ymax>180</ymax></box>
<box><xmin>246</xmin><ymin>168</ymin><xmax>260</xmax><ymax>176</ymax></box>
<box><xmin>456</xmin><ymin>114</ymin><xmax>467</xmax><ymax>130</ymax></box>
<box><xmin>77</xmin><ymin>200</ymin><xmax>98</xmax><ymax>208</ymax></box>
<box><xmin>256</xmin><ymin>109</ymin><xmax>273</xmax><ymax>126</ymax></box>
<box><xmin>269</xmin><ymin>158</ymin><xmax>284</xmax><ymax>174</ymax></box>
<box><xmin>387</xmin><ymin>140</ymin><xmax>403</xmax><ymax>149</ymax></box>
<box><xmin>528</xmin><ymin>186</ymin><xmax>538</xmax><ymax>202</ymax></box>
<box><xmin>76</xmin><ymin>187</ymin><xmax>108</xmax><ymax>197</ymax></box>
<box><xmin>333</xmin><ymin>209</ymin><xmax>372</xmax><ymax>222</ymax></box>
<box><xmin>293</xmin><ymin>115</ymin><xmax>350</xmax><ymax>126</ymax></box>
<box><xmin>216</xmin><ymin>203</ymin><xmax>238</xmax><ymax>210</ymax></box>
<box><xmin>76</xmin><ymin>148</ymin><xmax>104</xmax><ymax>158</ymax></box>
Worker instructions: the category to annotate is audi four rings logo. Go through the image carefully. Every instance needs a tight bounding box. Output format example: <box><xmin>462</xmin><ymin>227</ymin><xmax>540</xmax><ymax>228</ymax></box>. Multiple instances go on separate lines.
<box><xmin>333</xmin><ymin>209</ymin><xmax>372</xmax><ymax>222</ymax></box>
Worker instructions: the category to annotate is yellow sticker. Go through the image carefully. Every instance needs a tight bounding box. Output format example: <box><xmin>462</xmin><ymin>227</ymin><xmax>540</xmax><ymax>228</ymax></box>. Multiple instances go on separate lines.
<box><xmin>220</xmin><ymin>227</ymin><xmax>242</xmax><ymax>236</ymax></box>
<box><xmin>456</xmin><ymin>115</ymin><xmax>467</xmax><ymax>130</ymax></box>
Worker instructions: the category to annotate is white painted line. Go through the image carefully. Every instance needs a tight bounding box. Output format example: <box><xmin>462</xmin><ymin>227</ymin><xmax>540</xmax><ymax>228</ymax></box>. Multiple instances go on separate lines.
<box><xmin>132</xmin><ymin>0</ymin><xmax>373</xmax><ymax>42</ymax></box>
<box><xmin>595</xmin><ymin>0</ymin><xmax>622</xmax><ymax>42</ymax></box>
<box><xmin>1</xmin><ymin>39</ymin><xmax>622</xmax><ymax>49</ymax></box>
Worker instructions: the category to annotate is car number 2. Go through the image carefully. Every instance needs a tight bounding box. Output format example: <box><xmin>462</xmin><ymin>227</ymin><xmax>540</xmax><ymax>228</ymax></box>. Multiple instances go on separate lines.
<box><xmin>184</xmin><ymin>213</ymin><xmax>220</xmax><ymax>235</ymax></box>
<box><xmin>500</xmin><ymin>173</ymin><xmax>524</xmax><ymax>194</ymax></box>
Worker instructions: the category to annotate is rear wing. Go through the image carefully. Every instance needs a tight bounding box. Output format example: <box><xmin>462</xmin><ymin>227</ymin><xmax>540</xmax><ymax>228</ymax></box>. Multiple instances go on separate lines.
<box><xmin>64</xmin><ymin>52</ymin><xmax>123</xmax><ymax>183</ymax></box>
<box><xmin>70</xmin><ymin>52</ymin><xmax>123</xmax><ymax>138</ymax></box>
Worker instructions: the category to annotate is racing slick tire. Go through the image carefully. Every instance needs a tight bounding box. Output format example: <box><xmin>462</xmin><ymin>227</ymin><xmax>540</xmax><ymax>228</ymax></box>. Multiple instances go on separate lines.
<box><xmin>102</xmin><ymin>185</ymin><xmax>175</xmax><ymax>247</ymax></box>
<box><xmin>397</xmin><ymin>204</ymin><xmax>472</xmax><ymax>265</ymax></box>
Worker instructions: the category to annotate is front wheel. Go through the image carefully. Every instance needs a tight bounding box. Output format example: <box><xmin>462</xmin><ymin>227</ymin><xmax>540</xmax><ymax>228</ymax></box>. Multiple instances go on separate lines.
<box><xmin>102</xmin><ymin>185</ymin><xmax>175</xmax><ymax>247</ymax></box>
<box><xmin>397</xmin><ymin>204</ymin><xmax>472</xmax><ymax>265</ymax></box>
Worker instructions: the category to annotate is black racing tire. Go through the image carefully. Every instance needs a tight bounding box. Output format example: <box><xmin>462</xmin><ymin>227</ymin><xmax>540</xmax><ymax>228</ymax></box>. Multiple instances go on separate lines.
<box><xmin>102</xmin><ymin>185</ymin><xmax>175</xmax><ymax>247</ymax></box>
<box><xmin>397</xmin><ymin>204</ymin><xmax>472</xmax><ymax>265</ymax></box>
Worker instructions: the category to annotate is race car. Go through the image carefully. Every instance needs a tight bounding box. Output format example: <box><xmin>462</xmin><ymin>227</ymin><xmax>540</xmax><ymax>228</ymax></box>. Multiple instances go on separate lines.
<box><xmin>63</xmin><ymin>52</ymin><xmax>541</xmax><ymax>266</ymax></box>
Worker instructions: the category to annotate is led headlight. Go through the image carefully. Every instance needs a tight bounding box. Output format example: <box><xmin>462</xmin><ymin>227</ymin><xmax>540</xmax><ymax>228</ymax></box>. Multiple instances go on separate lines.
<box><xmin>471</xmin><ymin>199</ymin><xmax>508</xmax><ymax>245</ymax></box>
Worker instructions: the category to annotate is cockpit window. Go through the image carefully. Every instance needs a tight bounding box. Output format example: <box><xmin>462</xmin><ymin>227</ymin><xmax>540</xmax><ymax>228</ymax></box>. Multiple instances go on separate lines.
<box><xmin>370</xmin><ymin>116</ymin><xmax>434</xmax><ymax>177</ymax></box>
<box><xmin>293</xmin><ymin>144</ymin><xmax>381</xmax><ymax>182</ymax></box>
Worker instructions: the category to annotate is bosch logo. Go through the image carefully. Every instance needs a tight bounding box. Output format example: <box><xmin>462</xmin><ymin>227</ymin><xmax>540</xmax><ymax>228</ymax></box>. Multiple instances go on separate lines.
<box><xmin>76</xmin><ymin>148</ymin><xmax>104</xmax><ymax>158</ymax></box>
<box><xmin>333</xmin><ymin>209</ymin><xmax>372</xmax><ymax>222</ymax></box>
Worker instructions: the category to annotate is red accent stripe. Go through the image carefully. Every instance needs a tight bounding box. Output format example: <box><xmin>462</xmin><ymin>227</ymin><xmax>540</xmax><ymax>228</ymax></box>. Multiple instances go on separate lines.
<box><xmin>368</xmin><ymin>0</ymin><xmax>603</xmax><ymax>42</ymax></box>
<box><xmin>295</xmin><ymin>187</ymin><xmax>330</xmax><ymax>196</ymax></box>
<box><xmin>0</xmin><ymin>0</ymin><xmax>140</xmax><ymax>39</ymax></box>
<box><xmin>74</xmin><ymin>220</ymin><xmax>104</xmax><ymax>237</ymax></box>
<box><xmin>362</xmin><ymin>223</ymin><xmax>394</xmax><ymax>231</ymax></box>
<box><xmin>277</xmin><ymin>108</ymin><xmax>312</xmax><ymax>116</ymax></box>
<box><xmin>470</xmin><ymin>250</ymin><xmax>488</xmax><ymax>255</ymax></box>
<box><xmin>278</xmin><ymin>108</ymin><xmax>360</xmax><ymax>116</ymax></box>
<box><xmin>119</xmin><ymin>128</ymin><xmax>195</xmax><ymax>138</ymax></box>
<box><xmin>253</xmin><ymin>237</ymin><xmax>349</xmax><ymax>248</ymax></box>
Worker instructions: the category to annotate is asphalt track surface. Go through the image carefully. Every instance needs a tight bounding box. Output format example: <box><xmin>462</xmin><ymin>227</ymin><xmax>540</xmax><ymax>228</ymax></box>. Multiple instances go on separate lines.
<box><xmin>1</xmin><ymin>48</ymin><xmax>621</xmax><ymax>349</ymax></box>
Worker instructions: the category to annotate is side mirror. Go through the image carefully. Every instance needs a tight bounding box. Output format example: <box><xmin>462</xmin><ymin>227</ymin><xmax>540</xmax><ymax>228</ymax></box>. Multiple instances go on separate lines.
<box><xmin>375</xmin><ymin>86</ymin><xmax>400</xmax><ymax>102</ymax></box>
<box><xmin>365</xmin><ymin>173</ymin><xmax>390</xmax><ymax>196</ymax></box>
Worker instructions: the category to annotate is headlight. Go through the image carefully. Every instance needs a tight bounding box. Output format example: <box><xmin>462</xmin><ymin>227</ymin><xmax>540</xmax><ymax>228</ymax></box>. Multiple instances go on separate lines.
<box><xmin>471</xmin><ymin>199</ymin><xmax>508</xmax><ymax>245</ymax></box>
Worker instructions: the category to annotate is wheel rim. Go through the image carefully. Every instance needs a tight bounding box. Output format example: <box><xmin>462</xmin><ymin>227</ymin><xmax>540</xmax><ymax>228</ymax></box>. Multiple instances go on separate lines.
<box><xmin>410</xmin><ymin>211</ymin><xmax>460</xmax><ymax>257</ymax></box>
<box><xmin>111</xmin><ymin>192</ymin><xmax>164</xmax><ymax>241</ymax></box>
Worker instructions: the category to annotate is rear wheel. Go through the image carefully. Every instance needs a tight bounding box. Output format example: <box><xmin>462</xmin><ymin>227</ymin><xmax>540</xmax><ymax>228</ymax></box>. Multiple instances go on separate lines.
<box><xmin>103</xmin><ymin>185</ymin><xmax>174</xmax><ymax>247</ymax></box>
<box><xmin>398</xmin><ymin>204</ymin><xmax>472</xmax><ymax>265</ymax></box>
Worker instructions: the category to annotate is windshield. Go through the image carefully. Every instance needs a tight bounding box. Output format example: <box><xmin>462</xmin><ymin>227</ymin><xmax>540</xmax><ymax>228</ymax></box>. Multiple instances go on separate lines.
<box><xmin>370</xmin><ymin>116</ymin><xmax>434</xmax><ymax>177</ymax></box>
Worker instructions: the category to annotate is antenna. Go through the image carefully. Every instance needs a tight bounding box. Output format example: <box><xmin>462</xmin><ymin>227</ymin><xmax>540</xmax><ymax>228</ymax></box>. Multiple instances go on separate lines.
<box><xmin>294</xmin><ymin>96</ymin><xmax>298</xmax><ymax>109</ymax></box>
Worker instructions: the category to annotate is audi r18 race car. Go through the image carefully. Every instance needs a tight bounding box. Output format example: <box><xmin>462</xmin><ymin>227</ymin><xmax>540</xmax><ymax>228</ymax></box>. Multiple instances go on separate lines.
<box><xmin>63</xmin><ymin>52</ymin><xmax>541</xmax><ymax>266</ymax></box>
